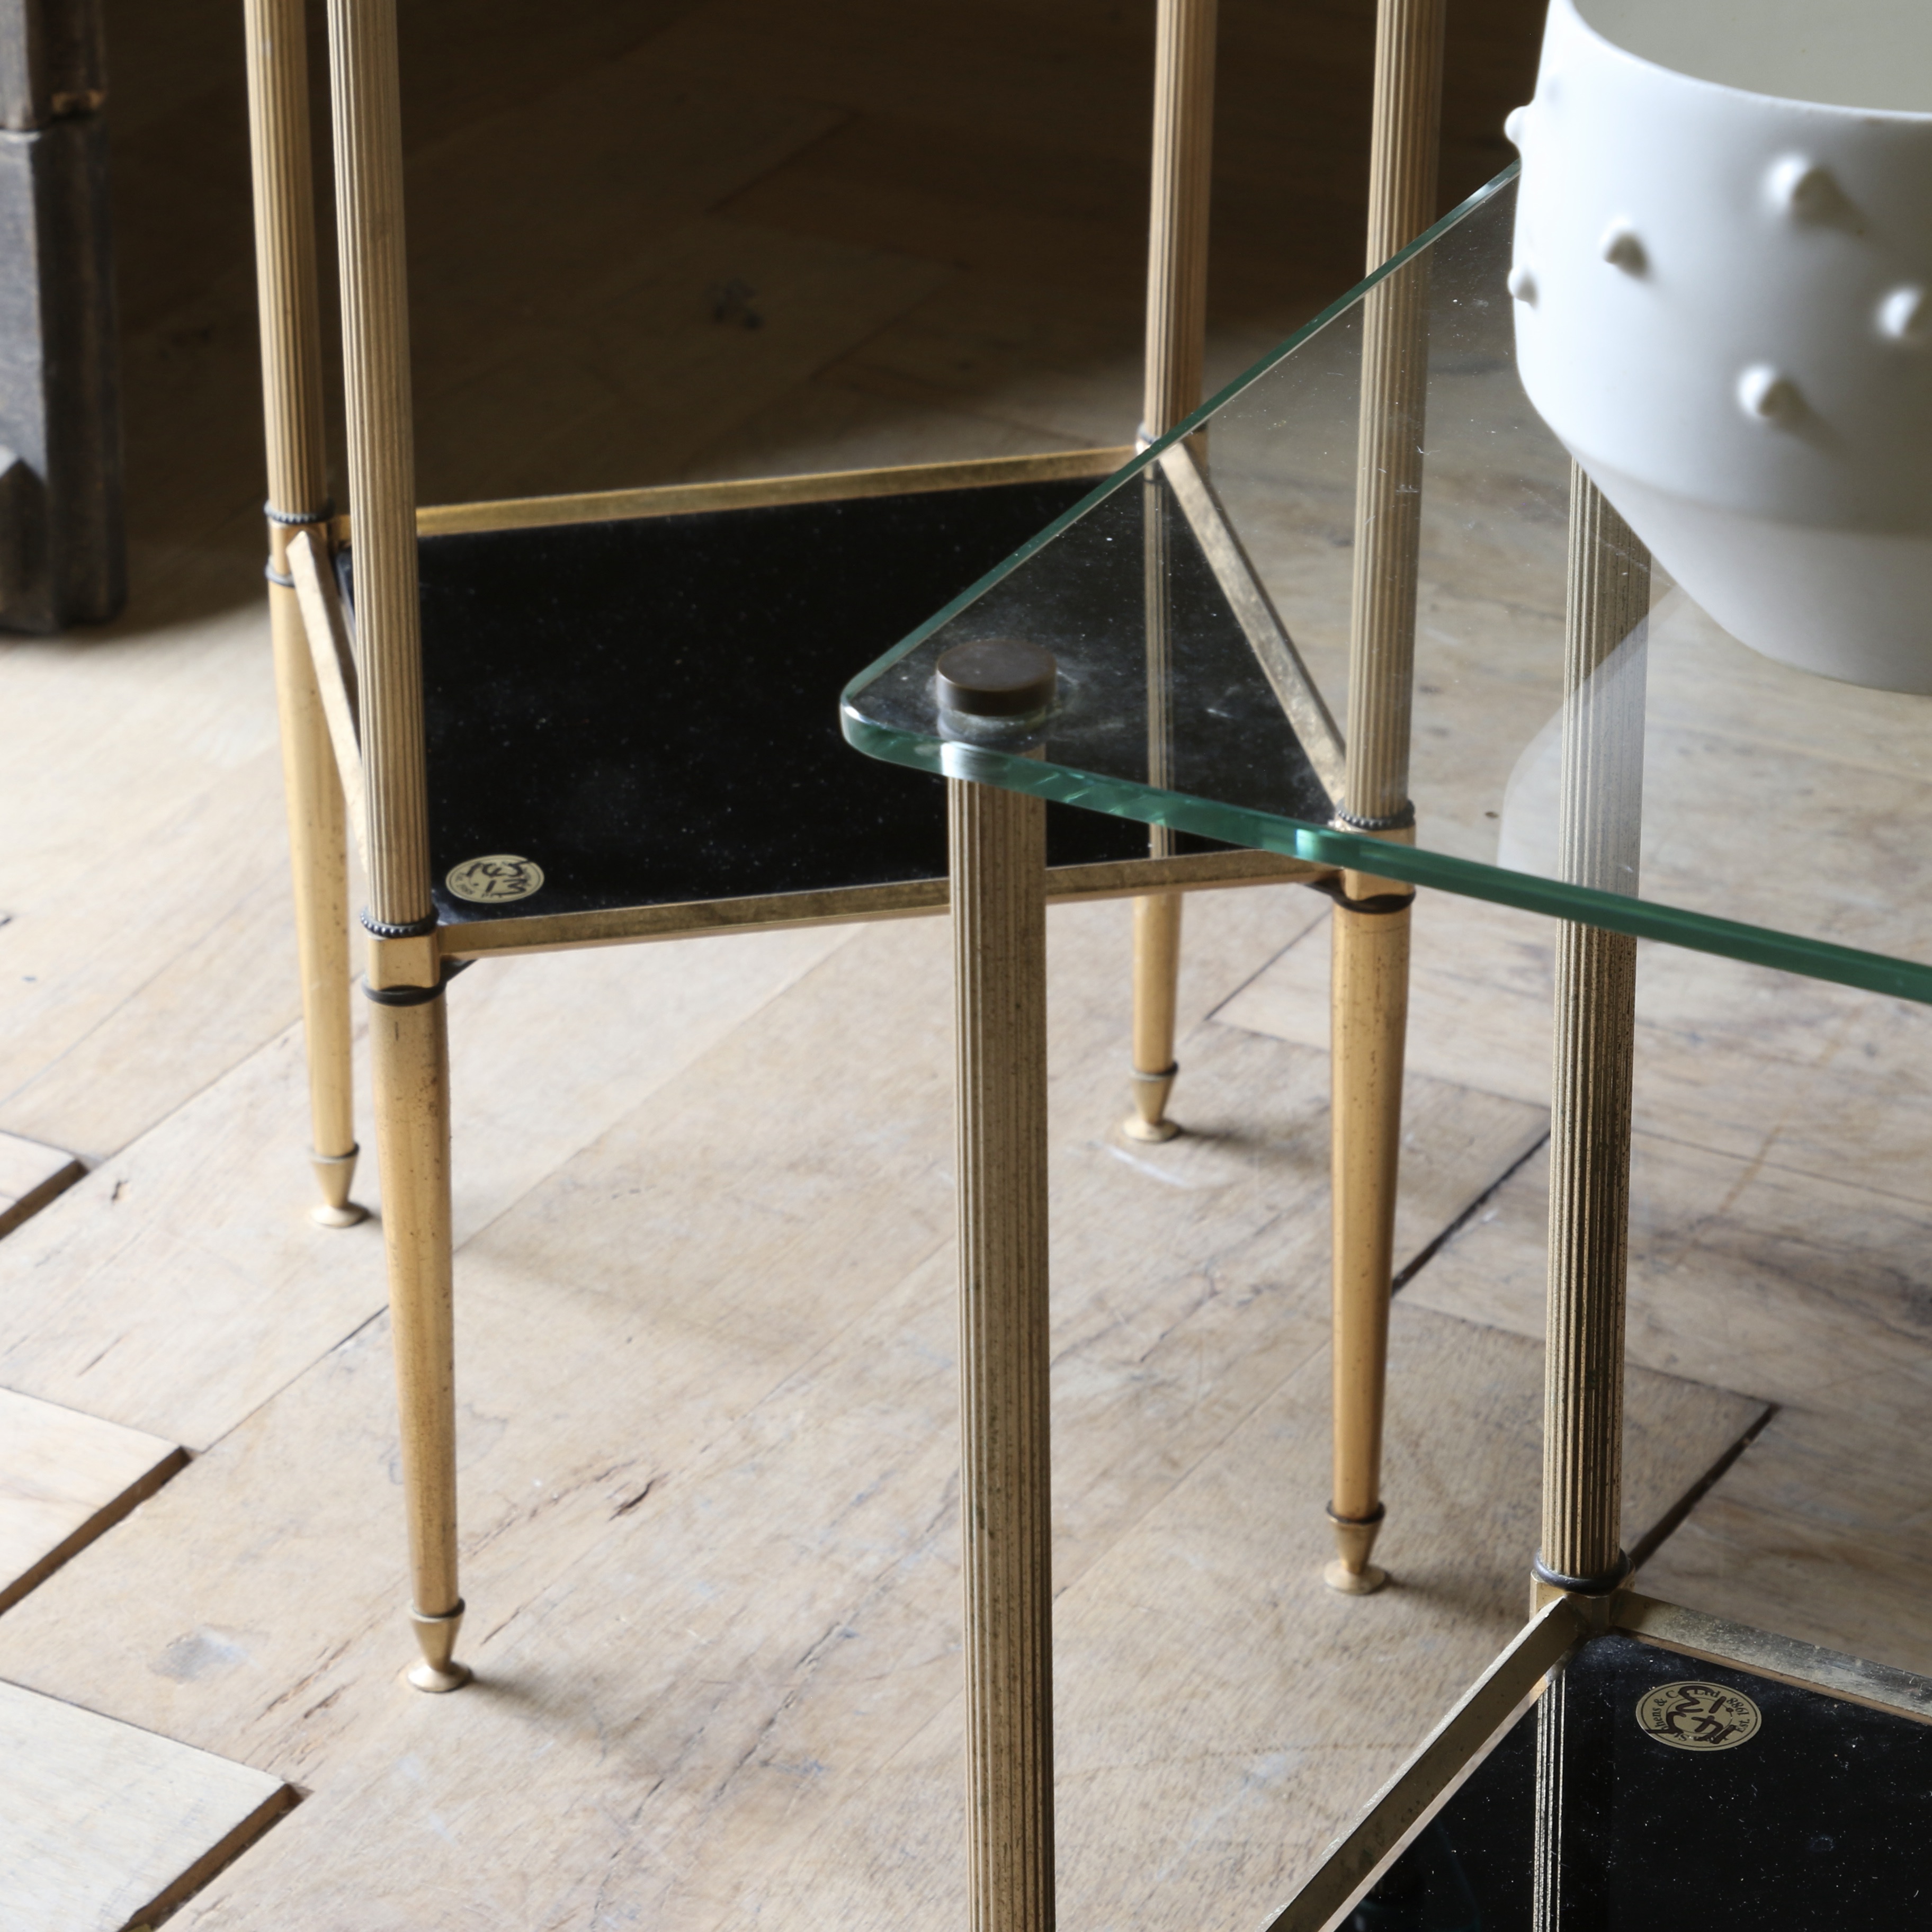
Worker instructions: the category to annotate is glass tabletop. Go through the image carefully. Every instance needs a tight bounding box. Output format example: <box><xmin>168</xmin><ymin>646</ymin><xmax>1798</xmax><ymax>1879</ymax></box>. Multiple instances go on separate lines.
<box><xmin>840</xmin><ymin>165</ymin><xmax>1932</xmax><ymax>1004</ymax></box>
<box><xmin>1339</xmin><ymin>1629</ymin><xmax>1932</xmax><ymax>1930</ymax></box>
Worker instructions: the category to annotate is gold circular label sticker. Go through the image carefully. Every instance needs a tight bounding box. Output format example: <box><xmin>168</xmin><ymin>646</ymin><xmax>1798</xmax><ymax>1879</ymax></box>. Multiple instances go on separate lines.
<box><xmin>446</xmin><ymin>854</ymin><xmax>544</xmax><ymax>904</ymax></box>
<box><xmin>1635</xmin><ymin>1680</ymin><xmax>1762</xmax><ymax>1752</ymax></box>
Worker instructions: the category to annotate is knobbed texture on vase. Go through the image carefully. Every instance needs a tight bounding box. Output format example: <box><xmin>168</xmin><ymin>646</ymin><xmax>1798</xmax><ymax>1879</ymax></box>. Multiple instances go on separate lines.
<box><xmin>327</xmin><ymin>0</ymin><xmax>432</xmax><ymax>928</ymax></box>
<box><xmin>1542</xmin><ymin>469</ymin><xmax>1650</xmax><ymax>1586</ymax></box>
<box><xmin>1509</xmin><ymin>0</ymin><xmax>1932</xmax><ymax>690</ymax></box>
<box><xmin>949</xmin><ymin>775</ymin><xmax>1054</xmax><ymax>1932</ymax></box>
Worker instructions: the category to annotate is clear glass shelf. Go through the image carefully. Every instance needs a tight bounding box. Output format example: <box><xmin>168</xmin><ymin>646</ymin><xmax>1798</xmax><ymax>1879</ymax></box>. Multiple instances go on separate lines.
<box><xmin>842</xmin><ymin>165</ymin><xmax>1932</xmax><ymax>1004</ymax></box>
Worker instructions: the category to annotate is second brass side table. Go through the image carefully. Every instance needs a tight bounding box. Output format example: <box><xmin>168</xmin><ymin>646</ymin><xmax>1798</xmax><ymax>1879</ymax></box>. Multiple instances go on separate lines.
<box><xmin>843</xmin><ymin>161</ymin><xmax>1932</xmax><ymax>1931</ymax></box>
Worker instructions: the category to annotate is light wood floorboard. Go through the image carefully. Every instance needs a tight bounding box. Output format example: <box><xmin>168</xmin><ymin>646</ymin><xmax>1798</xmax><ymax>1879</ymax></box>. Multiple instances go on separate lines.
<box><xmin>0</xmin><ymin>1679</ymin><xmax>290</xmax><ymax>1932</ymax></box>
<box><xmin>0</xmin><ymin>1132</ymin><xmax>84</xmax><ymax>1240</ymax></box>
<box><xmin>0</xmin><ymin>1390</ymin><xmax>184</xmax><ymax>1615</ymax></box>
<box><xmin>0</xmin><ymin>909</ymin><xmax>1754</xmax><ymax>1928</ymax></box>
<box><xmin>0</xmin><ymin>0</ymin><xmax>1913</xmax><ymax>1919</ymax></box>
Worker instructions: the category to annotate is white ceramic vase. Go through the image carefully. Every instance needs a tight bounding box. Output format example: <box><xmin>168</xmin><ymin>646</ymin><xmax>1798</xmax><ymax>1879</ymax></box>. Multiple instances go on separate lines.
<box><xmin>1507</xmin><ymin>0</ymin><xmax>1932</xmax><ymax>691</ymax></box>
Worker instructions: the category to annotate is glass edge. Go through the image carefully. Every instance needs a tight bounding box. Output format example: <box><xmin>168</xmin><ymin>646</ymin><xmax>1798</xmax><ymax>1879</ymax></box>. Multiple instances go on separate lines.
<box><xmin>838</xmin><ymin>160</ymin><xmax>1524</xmax><ymax>715</ymax></box>
<box><xmin>1137</xmin><ymin>159</ymin><xmax>1523</xmax><ymax>467</ymax></box>
<box><xmin>837</xmin><ymin>717</ymin><xmax>1932</xmax><ymax>1007</ymax></box>
<box><xmin>836</xmin><ymin>468</ymin><xmax>1151</xmax><ymax>713</ymax></box>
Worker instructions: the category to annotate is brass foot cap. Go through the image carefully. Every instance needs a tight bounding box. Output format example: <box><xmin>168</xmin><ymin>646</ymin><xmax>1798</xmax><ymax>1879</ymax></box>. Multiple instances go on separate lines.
<box><xmin>310</xmin><ymin>1201</ymin><xmax>368</xmax><ymax>1229</ymax></box>
<box><xmin>1121</xmin><ymin>1114</ymin><xmax>1180</xmax><ymax>1143</ymax></box>
<box><xmin>1323</xmin><ymin>1558</ymin><xmax>1389</xmax><ymax>1596</ymax></box>
<box><xmin>405</xmin><ymin>1658</ymin><xmax>473</xmax><ymax>1693</ymax></box>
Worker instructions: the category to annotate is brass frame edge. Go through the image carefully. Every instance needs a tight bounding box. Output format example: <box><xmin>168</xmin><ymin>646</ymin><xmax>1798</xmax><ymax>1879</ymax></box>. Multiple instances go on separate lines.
<box><xmin>288</xmin><ymin>527</ymin><xmax>369</xmax><ymax>870</ymax></box>
<box><xmin>1157</xmin><ymin>442</ymin><xmax>1347</xmax><ymax>800</ymax></box>
<box><xmin>1260</xmin><ymin>1596</ymin><xmax>1587</xmax><ymax>1932</ymax></box>
<box><xmin>1612</xmin><ymin>1591</ymin><xmax>1932</xmax><ymax>1727</ymax></box>
<box><xmin>439</xmin><ymin>850</ymin><xmax>1331</xmax><ymax>961</ymax></box>
<box><xmin>326</xmin><ymin>447</ymin><xmax>1138</xmax><ymax>545</ymax></box>
<box><xmin>1265</xmin><ymin>1587</ymin><xmax>1932</xmax><ymax>1932</ymax></box>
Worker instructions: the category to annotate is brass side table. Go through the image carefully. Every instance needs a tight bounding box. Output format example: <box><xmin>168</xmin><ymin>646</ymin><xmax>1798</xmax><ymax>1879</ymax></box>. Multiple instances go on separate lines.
<box><xmin>843</xmin><ymin>162</ymin><xmax>1932</xmax><ymax>1930</ymax></box>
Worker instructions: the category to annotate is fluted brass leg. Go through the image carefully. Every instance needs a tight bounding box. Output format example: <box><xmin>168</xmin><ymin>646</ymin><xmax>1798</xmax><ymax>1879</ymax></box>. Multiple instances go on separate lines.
<box><xmin>368</xmin><ymin>982</ymin><xmax>467</xmax><ymax>1693</ymax></box>
<box><xmin>1536</xmin><ymin>469</ymin><xmax>1651</xmax><ymax>1612</ymax></box>
<box><xmin>245</xmin><ymin>0</ymin><xmax>360</xmax><ymax>1227</ymax></box>
<box><xmin>950</xmin><ymin>773</ymin><xmax>1053</xmax><ymax>1932</ymax></box>
<box><xmin>1321</xmin><ymin>0</ymin><xmax>1444</xmax><ymax>1594</ymax></box>
<box><xmin>269</xmin><ymin>583</ymin><xmax>361</xmax><ymax>1230</ymax></box>
<box><xmin>323</xmin><ymin>0</ymin><xmax>460</xmax><ymax>1686</ymax></box>
<box><xmin>1124</xmin><ymin>891</ymin><xmax>1183</xmax><ymax>1142</ymax></box>
<box><xmin>1128</xmin><ymin>0</ymin><xmax>1217</xmax><ymax>1152</ymax></box>
<box><xmin>1326</xmin><ymin>891</ymin><xmax>1410</xmax><ymax>1594</ymax></box>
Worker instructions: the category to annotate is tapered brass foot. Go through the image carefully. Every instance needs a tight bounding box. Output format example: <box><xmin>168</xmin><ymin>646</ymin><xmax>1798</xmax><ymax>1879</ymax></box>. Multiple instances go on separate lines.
<box><xmin>1121</xmin><ymin>1063</ymin><xmax>1180</xmax><ymax>1142</ymax></box>
<box><xmin>406</xmin><ymin>1600</ymin><xmax>470</xmax><ymax>1693</ymax></box>
<box><xmin>1325</xmin><ymin>1504</ymin><xmax>1389</xmax><ymax>1594</ymax></box>
<box><xmin>309</xmin><ymin>1146</ymin><xmax>366</xmax><ymax>1228</ymax></box>
<box><xmin>1323</xmin><ymin>1558</ymin><xmax>1389</xmax><ymax>1595</ymax></box>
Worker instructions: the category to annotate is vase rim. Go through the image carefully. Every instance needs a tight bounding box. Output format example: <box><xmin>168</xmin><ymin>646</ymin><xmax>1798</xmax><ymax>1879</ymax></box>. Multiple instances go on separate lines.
<box><xmin>1564</xmin><ymin>0</ymin><xmax>1932</xmax><ymax>124</ymax></box>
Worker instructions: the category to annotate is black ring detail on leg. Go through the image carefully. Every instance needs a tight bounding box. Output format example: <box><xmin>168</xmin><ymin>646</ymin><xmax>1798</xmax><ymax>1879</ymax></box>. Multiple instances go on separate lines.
<box><xmin>1532</xmin><ymin>1551</ymin><xmax>1633</xmax><ymax>1597</ymax></box>
<box><xmin>362</xmin><ymin>960</ymin><xmax>470</xmax><ymax>1006</ymax></box>
<box><xmin>361</xmin><ymin>910</ymin><xmax>440</xmax><ymax>940</ymax></box>
<box><xmin>1325</xmin><ymin>1501</ymin><xmax>1388</xmax><ymax>1528</ymax></box>
<box><xmin>1334</xmin><ymin>803</ymin><xmax>1416</xmax><ymax>834</ymax></box>
<box><xmin>363</xmin><ymin>979</ymin><xmax>443</xmax><ymax>1008</ymax></box>
<box><xmin>265</xmin><ymin>499</ymin><xmax>335</xmax><ymax>525</ymax></box>
<box><xmin>1305</xmin><ymin>874</ymin><xmax>1414</xmax><ymax>916</ymax></box>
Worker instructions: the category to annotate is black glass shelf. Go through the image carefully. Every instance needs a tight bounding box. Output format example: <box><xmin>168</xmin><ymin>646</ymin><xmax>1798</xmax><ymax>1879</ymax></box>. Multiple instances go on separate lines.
<box><xmin>1348</xmin><ymin>1630</ymin><xmax>1932</xmax><ymax>1931</ymax></box>
<box><xmin>341</xmin><ymin>477</ymin><xmax>1213</xmax><ymax>926</ymax></box>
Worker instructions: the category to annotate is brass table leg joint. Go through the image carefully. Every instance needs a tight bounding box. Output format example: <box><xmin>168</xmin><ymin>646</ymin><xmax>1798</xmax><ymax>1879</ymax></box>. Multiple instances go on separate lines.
<box><xmin>1308</xmin><ymin>873</ymin><xmax>1414</xmax><ymax>917</ymax></box>
<box><xmin>1530</xmin><ymin>1551</ymin><xmax>1632</xmax><ymax>1621</ymax></box>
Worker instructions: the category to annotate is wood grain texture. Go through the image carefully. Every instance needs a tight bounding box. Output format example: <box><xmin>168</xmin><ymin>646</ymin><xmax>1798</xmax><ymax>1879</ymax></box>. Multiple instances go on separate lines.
<box><xmin>0</xmin><ymin>600</ymin><xmax>297</xmax><ymax>1163</ymax></box>
<box><xmin>1407</xmin><ymin>1132</ymin><xmax>1932</xmax><ymax>1672</ymax></box>
<box><xmin>0</xmin><ymin>1388</ymin><xmax>183</xmax><ymax>1614</ymax></box>
<box><xmin>0</xmin><ymin>1291</ymin><xmax>1744</xmax><ymax>1932</ymax></box>
<box><xmin>0</xmin><ymin>1679</ymin><xmax>290</xmax><ymax>1932</ymax></box>
<box><xmin>1218</xmin><ymin>891</ymin><xmax>1932</xmax><ymax>1213</ymax></box>
<box><xmin>0</xmin><ymin>896</ymin><xmax>1738</xmax><ymax>1932</ymax></box>
<box><xmin>0</xmin><ymin>1128</ymin><xmax>82</xmax><ymax>1237</ymax></box>
<box><xmin>0</xmin><ymin>924</ymin><xmax>855</xmax><ymax>1449</ymax></box>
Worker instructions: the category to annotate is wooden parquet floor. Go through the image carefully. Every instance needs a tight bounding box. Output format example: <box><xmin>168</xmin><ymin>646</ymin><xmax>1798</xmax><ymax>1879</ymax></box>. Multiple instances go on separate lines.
<box><xmin>0</xmin><ymin>1</ymin><xmax>1926</xmax><ymax>1925</ymax></box>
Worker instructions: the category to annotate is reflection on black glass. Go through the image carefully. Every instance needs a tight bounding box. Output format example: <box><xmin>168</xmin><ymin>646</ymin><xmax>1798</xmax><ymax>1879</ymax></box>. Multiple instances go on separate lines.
<box><xmin>1347</xmin><ymin>1822</ymin><xmax>1482</xmax><ymax>1930</ymax></box>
